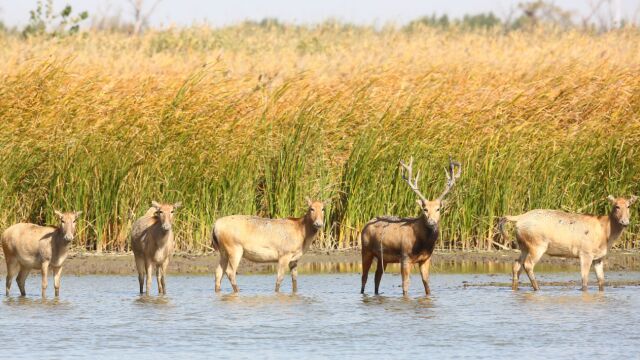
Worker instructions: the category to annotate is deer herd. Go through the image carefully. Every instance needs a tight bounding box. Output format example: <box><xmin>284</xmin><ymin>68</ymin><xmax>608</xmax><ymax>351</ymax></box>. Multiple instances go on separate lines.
<box><xmin>1</xmin><ymin>157</ymin><xmax>637</xmax><ymax>298</ymax></box>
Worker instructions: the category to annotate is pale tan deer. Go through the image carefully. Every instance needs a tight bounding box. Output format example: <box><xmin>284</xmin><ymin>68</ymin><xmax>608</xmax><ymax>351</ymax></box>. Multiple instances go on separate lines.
<box><xmin>360</xmin><ymin>157</ymin><xmax>461</xmax><ymax>296</ymax></box>
<box><xmin>501</xmin><ymin>195</ymin><xmax>637</xmax><ymax>291</ymax></box>
<box><xmin>2</xmin><ymin>210</ymin><xmax>81</xmax><ymax>297</ymax></box>
<box><xmin>212</xmin><ymin>198</ymin><xmax>325</xmax><ymax>293</ymax></box>
<box><xmin>131</xmin><ymin>201</ymin><xmax>181</xmax><ymax>295</ymax></box>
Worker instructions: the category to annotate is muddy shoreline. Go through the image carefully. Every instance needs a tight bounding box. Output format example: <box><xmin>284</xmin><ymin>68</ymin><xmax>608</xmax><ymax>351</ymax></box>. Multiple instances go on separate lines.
<box><xmin>2</xmin><ymin>249</ymin><xmax>640</xmax><ymax>275</ymax></box>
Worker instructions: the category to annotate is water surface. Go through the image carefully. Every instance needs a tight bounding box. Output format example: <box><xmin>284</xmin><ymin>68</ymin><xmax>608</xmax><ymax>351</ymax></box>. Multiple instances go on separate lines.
<box><xmin>1</xmin><ymin>271</ymin><xmax>639</xmax><ymax>359</ymax></box>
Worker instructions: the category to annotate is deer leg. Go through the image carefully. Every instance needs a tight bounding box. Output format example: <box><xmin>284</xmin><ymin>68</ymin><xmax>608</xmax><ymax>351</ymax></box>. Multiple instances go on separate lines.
<box><xmin>16</xmin><ymin>267</ymin><xmax>30</xmax><ymax>296</ymax></box>
<box><xmin>225</xmin><ymin>248</ymin><xmax>243</xmax><ymax>293</ymax></box>
<box><xmin>374</xmin><ymin>258</ymin><xmax>386</xmax><ymax>295</ymax></box>
<box><xmin>41</xmin><ymin>261</ymin><xmax>49</xmax><ymax>298</ymax></box>
<box><xmin>52</xmin><ymin>266</ymin><xmax>62</xmax><ymax>297</ymax></box>
<box><xmin>134</xmin><ymin>255</ymin><xmax>145</xmax><ymax>294</ymax></box>
<box><xmin>512</xmin><ymin>250</ymin><xmax>528</xmax><ymax>291</ymax></box>
<box><xmin>401</xmin><ymin>257</ymin><xmax>411</xmax><ymax>296</ymax></box>
<box><xmin>361</xmin><ymin>251</ymin><xmax>374</xmax><ymax>294</ymax></box>
<box><xmin>145</xmin><ymin>260</ymin><xmax>154</xmax><ymax>295</ymax></box>
<box><xmin>523</xmin><ymin>250</ymin><xmax>544</xmax><ymax>291</ymax></box>
<box><xmin>156</xmin><ymin>267</ymin><xmax>163</xmax><ymax>295</ymax></box>
<box><xmin>289</xmin><ymin>261</ymin><xmax>299</xmax><ymax>293</ymax></box>
<box><xmin>275</xmin><ymin>255</ymin><xmax>292</xmax><ymax>293</ymax></box>
<box><xmin>161</xmin><ymin>261</ymin><xmax>168</xmax><ymax>295</ymax></box>
<box><xmin>580</xmin><ymin>254</ymin><xmax>594</xmax><ymax>292</ymax></box>
<box><xmin>215</xmin><ymin>252</ymin><xmax>228</xmax><ymax>293</ymax></box>
<box><xmin>593</xmin><ymin>259</ymin><xmax>605</xmax><ymax>291</ymax></box>
<box><xmin>5</xmin><ymin>257</ymin><xmax>18</xmax><ymax>296</ymax></box>
<box><xmin>419</xmin><ymin>258</ymin><xmax>431</xmax><ymax>296</ymax></box>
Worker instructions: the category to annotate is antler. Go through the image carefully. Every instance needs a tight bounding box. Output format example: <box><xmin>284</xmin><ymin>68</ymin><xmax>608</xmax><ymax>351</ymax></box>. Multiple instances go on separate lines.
<box><xmin>437</xmin><ymin>156</ymin><xmax>462</xmax><ymax>201</ymax></box>
<box><xmin>399</xmin><ymin>157</ymin><xmax>428</xmax><ymax>203</ymax></box>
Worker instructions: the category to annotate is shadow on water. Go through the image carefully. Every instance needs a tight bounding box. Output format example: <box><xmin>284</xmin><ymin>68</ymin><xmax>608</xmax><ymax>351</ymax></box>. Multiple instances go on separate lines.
<box><xmin>216</xmin><ymin>292</ymin><xmax>315</xmax><ymax>306</ymax></box>
<box><xmin>513</xmin><ymin>290</ymin><xmax>609</xmax><ymax>304</ymax></box>
<box><xmin>133</xmin><ymin>294</ymin><xmax>172</xmax><ymax>307</ymax></box>
<box><xmin>360</xmin><ymin>293</ymin><xmax>435</xmax><ymax>314</ymax></box>
<box><xmin>3</xmin><ymin>296</ymin><xmax>71</xmax><ymax>308</ymax></box>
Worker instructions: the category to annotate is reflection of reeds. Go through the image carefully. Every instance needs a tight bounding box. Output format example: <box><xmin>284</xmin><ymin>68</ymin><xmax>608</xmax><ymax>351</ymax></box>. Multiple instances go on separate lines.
<box><xmin>1</xmin><ymin>26</ymin><xmax>639</xmax><ymax>252</ymax></box>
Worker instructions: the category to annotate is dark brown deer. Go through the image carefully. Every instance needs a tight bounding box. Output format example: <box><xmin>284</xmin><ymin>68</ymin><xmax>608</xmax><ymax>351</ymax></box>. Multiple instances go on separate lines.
<box><xmin>360</xmin><ymin>157</ymin><xmax>461</xmax><ymax>296</ymax></box>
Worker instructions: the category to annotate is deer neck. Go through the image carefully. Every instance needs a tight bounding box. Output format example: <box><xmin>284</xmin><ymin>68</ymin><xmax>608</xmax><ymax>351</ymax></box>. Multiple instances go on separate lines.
<box><xmin>605</xmin><ymin>213</ymin><xmax>626</xmax><ymax>247</ymax></box>
<box><xmin>52</xmin><ymin>228</ymin><xmax>71</xmax><ymax>260</ymax></box>
<box><xmin>419</xmin><ymin>215</ymin><xmax>439</xmax><ymax>233</ymax></box>
<box><xmin>301</xmin><ymin>215</ymin><xmax>320</xmax><ymax>248</ymax></box>
<box><xmin>151</xmin><ymin>223</ymin><xmax>172</xmax><ymax>246</ymax></box>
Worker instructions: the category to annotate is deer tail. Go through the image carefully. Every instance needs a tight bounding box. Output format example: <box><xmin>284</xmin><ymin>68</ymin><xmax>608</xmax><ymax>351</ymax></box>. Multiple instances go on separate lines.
<box><xmin>211</xmin><ymin>225</ymin><xmax>220</xmax><ymax>252</ymax></box>
<box><xmin>498</xmin><ymin>215</ymin><xmax>521</xmax><ymax>246</ymax></box>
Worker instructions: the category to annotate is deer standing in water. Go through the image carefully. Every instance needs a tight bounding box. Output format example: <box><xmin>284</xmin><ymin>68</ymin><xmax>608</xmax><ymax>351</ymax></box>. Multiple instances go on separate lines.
<box><xmin>501</xmin><ymin>195</ymin><xmax>637</xmax><ymax>291</ymax></box>
<box><xmin>360</xmin><ymin>157</ymin><xmax>461</xmax><ymax>296</ymax></box>
<box><xmin>212</xmin><ymin>198</ymin><xmax>325</xmax><ymax>293</ymax></box>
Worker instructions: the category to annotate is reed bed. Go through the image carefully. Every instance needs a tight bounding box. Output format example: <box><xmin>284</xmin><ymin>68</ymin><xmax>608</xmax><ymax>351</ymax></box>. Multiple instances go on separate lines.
<box><xmin>0</xmin><ymin>24</ymin><xmax>639</xmax><ymax>252</ymax></box>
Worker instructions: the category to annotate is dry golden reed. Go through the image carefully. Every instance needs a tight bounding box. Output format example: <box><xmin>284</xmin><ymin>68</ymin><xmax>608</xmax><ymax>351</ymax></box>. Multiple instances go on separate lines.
<box><xmin>0</xmin><ymin>24</ymin><xmax>639</xmax><ymax>252</ymax></box>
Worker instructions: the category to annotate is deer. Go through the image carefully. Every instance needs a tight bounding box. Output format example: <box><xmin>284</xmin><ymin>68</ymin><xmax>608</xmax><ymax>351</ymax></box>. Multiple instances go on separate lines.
<box><xmin>501</xmin><ymin>195</ymin><xmax>637</xmax><ymax>292</ymax></box>
<box><xmin>2</xmin><ymin>210</ymin><xmax>81</xmax><ymax>297</ymax></box>
<box><xmin>360</xmin><ymin>157</ymin><xmax>461</xmax><ymax>296</ymax></box>
<box><xmin>131</xmin><ymin>201</ymin><xmax>181</xmax><ymax>295</ymax></box>
<box><xmin>212</xmin><ymin>198</ymin><xmax>325</xmax><ymax>293</ymax></box>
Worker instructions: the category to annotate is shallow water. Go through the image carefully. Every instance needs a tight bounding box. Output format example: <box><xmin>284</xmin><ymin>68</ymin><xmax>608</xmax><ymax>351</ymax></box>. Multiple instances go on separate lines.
<box><xmin>1</xmin><ymin>271</ymin><xmax>640</xmax><ymax>359</ymax></box>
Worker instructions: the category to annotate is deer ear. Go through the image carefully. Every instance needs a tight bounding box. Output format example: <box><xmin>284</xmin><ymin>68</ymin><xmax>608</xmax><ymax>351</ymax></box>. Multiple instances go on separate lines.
<box><xmin>607</xmin><ymin>195</ymin><xmax>616</xmax><ymax>204</ymax></box>
<box><xmin>74</xmin><ymin>211</ymin><xmax>82</xmax><ymax>218</ymax></box>
<box><xmin>151</xmin><ymin>201</ymin><xmax>161</xmax><ymax>209</ymax></box>
<box><xmin>306</xmin><ymin>197</ymin><xmax>312</xmax><ymax>207</ymax></box>
<box><xmin>629</xmin><ymin>195</ymin><xmax>638</xmax><ymax>206</ymax></box>
<box><xmin>54</xmin><ymin>210</ymin><xmax>64</xmax><ymax>219</ymax></box>
<box><xmin>440</xmin><ymin>200</ymin><xmax>447</xmax><ymax>209</ymax></box>
<box><xmin>416</xmin><ymin>199</ymin><xmax>423</xmax><ymax>208</ymax></box>
<box><xmin>173</xmin><ymin>201</ymin><xmax>182</xmax><ymax>209</ymax></box>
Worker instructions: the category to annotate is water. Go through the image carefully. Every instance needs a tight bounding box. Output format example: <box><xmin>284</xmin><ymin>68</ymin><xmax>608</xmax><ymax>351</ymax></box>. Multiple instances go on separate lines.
<box><xmin>1</xmin><ymin>271</ymin><xmax>640</xmax><ymax>359</ymax></box>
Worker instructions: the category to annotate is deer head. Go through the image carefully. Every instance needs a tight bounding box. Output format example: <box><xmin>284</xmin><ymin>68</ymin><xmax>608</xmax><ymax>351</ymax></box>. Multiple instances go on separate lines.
<box><xmin>54</xmin><ymin>210</ymin><xmax>82</xmax><ymax>242</ymax></box>
<box><xmin>400</xmin><ymin>156</ymin><xmax>461</xmax><ymax>228</ymax></box>
<box><xmin>151</xmin><ymin>201</ymin><xmax>182</xmax><ymax>231</ymax></box>
<box><xmin>607</xmin><ymin>195</ymin><xmax>637</xmax><ymax>227</ymax></box>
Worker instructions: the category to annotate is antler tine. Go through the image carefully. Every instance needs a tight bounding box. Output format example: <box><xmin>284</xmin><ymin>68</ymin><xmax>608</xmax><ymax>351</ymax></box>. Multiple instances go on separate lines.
<box><xmin>399</xmin><ymin>157</ymin><xmax>427</xmax><ymax>202</ymax></box>
<box><xmin>438</xmin><ymin>157</ymin><xmax>462</xmax><ymax>201</ymax></box>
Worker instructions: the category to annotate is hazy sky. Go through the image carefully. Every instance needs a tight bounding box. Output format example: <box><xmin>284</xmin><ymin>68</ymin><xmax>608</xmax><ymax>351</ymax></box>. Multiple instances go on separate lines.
<box><xmin>1</xmin><ymin>0</ymin><xmax>639</xmax><ymax>28</ymax></box>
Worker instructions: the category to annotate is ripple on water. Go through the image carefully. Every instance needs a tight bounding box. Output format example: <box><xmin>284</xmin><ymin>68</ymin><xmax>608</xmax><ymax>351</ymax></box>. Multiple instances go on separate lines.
<box><xmin>1</xmin><ymin>273</ymin><xmax>640</xmax><ymax>359</ymax></box>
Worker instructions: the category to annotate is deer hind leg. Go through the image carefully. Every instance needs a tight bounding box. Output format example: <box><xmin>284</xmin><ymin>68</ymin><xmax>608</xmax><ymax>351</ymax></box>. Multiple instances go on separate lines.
<box><xmin>361</xmin><ymin>250</ymin><xmax>374</xmax><ymax>294</ymax></box>
<box><xmin>512</xmin><ymin>249</ymin><xmax>528</xmax><ymax>291</ymax></box>
<box><xmin>225</xmin><ymin>247</ymin><xmax>243</xmax><ymax>293</ymax></box>
<box><xmin>134</xmin><ymin>255</ymin><xmax>145</xmax><ymax>294</ymax></box>
<box><xmin>419</xmin><ymin>258</ymin><xmax>432</xmax><ymax>296</ymax></box>
<box><xmin>593</xmin><ymin>259</ymin><xmax>605</xmax><ymax>291</ymax></box>
<box><xmin>275</xmin><ymin>255</ymin><xmax>292</xmax><ymax>293</ymax></box>
<box><xmin>5</xmin><ymin>257</ymin><xmax>18</xmax><ymax>296</ymax></box>
<box><xmin>523</xmin><ymin>246</ymin><xmax>546</xmax><ymax>291</ymax></box>
<box><xmin>215</xmin><ymin>252</ymin><xmax>228</xmax><ymax>293</ymax></box>
<box><xmin>289</xmin><ymin>261</ymin><xmax>299</xmax><ymax>293</ymax></box>
<box><xmin>16</xmin><ymin>267</ymin><xmax>30</xmax><ymax>296</ymax></box>
<box><xmin>374</xmin><ymin>257</ymin><xmax>386</xmax><ymax>295</ymax></box>
<box><xmin>580</xmin><ymin>254</ymin><xmax>594</xmax><ymax>292</ymax></box>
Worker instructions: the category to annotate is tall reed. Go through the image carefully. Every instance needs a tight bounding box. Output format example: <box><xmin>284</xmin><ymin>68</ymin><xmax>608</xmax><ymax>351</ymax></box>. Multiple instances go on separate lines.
<box><xmin>0</xmin><ymin>25</ymin><xmax>638</xmax><ymax>252</ymax></box>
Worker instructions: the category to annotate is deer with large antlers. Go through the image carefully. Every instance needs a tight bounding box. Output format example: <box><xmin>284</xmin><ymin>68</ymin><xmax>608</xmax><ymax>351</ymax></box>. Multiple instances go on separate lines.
<box><xmin>360</xmin><ymin>157</ymin><xmax>461</xmax><ymax>296</ymax></box>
